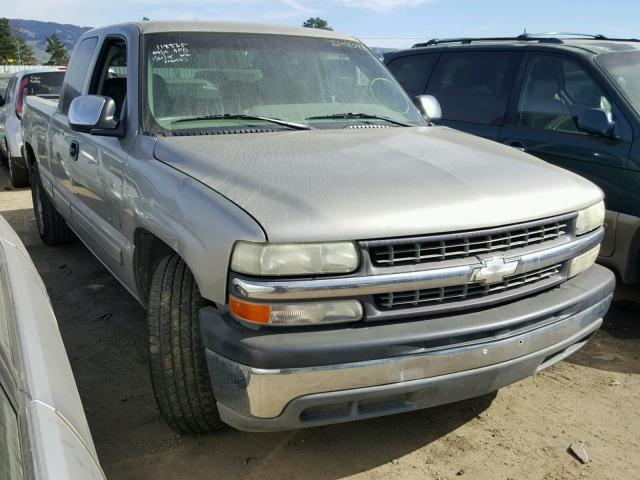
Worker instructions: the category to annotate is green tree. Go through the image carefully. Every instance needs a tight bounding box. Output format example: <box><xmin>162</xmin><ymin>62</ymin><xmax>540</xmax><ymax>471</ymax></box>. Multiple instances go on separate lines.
<box><xmin>45</xmin><ymin>33</ymin><xmax>68</xmax><ymax>65</ymax></box>
<box><xmin>16</xmin><ymin>37</ymin><xmax>36</xmax><ymax>65</ymax></box>
<box><xmin>0</xmin><ymin>18</ymin><xmax>18</xmax><ymax>63</ymax></box>
<box><xmin>302</xmin><ymin>17</ymin><xmax>333</xmax><ymax>31</ymax></box>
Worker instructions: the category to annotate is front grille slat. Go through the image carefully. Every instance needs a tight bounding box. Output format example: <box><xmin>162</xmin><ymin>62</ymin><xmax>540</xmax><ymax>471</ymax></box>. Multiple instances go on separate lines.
<box><xmin>375</xmin><ymin>264</ymin><xmax>562</xmax><ymax>310</ymax></box>
<box><xmin>370</xmin><ymin>221</ymin><xmax>568</xmax><ymax>266</ymax></box>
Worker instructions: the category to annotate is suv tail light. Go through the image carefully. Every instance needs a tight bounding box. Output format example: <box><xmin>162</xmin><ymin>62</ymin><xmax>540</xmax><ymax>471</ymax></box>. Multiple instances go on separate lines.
<box><xmin>15</xmin><ymin>78</ymin><xmax>29</xmax><ymax>119</ymax></box>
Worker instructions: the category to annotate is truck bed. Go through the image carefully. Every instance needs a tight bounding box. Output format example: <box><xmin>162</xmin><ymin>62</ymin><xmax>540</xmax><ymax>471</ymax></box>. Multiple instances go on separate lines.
<box><xmin>25</xmin><ymin>95</ymin><xmax>58</xmax><ymax>116</ymax></box>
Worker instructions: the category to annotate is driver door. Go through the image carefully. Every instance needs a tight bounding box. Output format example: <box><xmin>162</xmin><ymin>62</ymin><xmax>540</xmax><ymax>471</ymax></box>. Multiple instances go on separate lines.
<box><xmin>64</xmin><ymin>36</ymin><xmax>129</xmax><ymax>272</ymax></box>
<box><xmin>500</xmin><ymin>54</ymin><xmax>632</xmax><ymax>227</ymax></box>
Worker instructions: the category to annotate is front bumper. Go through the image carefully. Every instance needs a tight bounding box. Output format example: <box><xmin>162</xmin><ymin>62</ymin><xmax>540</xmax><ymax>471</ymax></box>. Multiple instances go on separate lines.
<box><xmin>201</xmin><ymin>264</ymin><xmax>614</xmax><ymax>432</ymax></box>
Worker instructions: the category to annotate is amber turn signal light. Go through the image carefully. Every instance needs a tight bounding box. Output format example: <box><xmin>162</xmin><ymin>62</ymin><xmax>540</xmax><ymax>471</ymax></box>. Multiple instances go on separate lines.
<box><xmin>229</xmin><ymin>296</ymin><xmax>271</xmax><ymax>324</ymax></box>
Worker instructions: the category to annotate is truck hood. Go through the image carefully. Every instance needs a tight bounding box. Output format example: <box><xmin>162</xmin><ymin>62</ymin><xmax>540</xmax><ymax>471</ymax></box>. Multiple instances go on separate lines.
<box><xmin>153</xmin><ymin>126</ymin><xmax>602</xmax><ymax>242</ymax></box>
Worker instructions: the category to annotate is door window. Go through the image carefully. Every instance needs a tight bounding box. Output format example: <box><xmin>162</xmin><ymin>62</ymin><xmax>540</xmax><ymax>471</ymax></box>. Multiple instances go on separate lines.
<box><xmin>517</xmin><ymin>55</ymin><xmax>612</xmax><ymax>133</ymax></box>
<box><xmin>90</xmin><ymin>38</ymin><xmax>127</xmax><ymax>120</ymax></box>
<box><xmin>425</xmin><ymin>52</ymin><xmax>521</xmax><ymax>125</ymax></box>
<box><xmin>59</xmin><ymin>37</ymin><xmax>99</xmax><ymax>114</ymax></box>
<box><xmin>387</xmin><ymin>53</ymin><xmax>439</xmax><ymax>97</ymax></box>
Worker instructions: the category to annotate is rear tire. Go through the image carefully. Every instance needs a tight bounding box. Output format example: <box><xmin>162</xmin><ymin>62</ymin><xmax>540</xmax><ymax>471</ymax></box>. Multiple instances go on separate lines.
<box><xmin>30</xmin><ymin>164</ymin><xmax>75</xmax><ymax>245</ymax></box>
<box><xmin>147</xmin><ymin>254</ymin><xmax>224</xmax><ymax>433</ymax></box>
<box><xmin>9</xmin><ymin>156</ymin><xmax>30</xmax><ymax>188</ymax></box>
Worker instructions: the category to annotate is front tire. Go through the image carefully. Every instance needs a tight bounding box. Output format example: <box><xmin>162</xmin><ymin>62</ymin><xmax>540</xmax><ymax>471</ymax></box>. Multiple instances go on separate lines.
<box><xmin>30</xmin><ymin>164</ymin><xmax>75</xmax><ymax>245</ymax></box>
<box><xmin>147</xmin><ymin>254</ymin><xmax>224</xmax><ymax>433</ymax></box>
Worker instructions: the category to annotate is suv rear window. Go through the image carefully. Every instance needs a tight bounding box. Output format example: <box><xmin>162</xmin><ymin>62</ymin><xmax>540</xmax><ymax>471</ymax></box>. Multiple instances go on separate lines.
<box><xmin>386</xmin><ymin>53</ymin><xmax>438</xmax><ymax>97</ymax></box>
<box><xmin>425</xmin><ymin>51</ymin><xmax>521</xmax><ymax>125</ymax></box>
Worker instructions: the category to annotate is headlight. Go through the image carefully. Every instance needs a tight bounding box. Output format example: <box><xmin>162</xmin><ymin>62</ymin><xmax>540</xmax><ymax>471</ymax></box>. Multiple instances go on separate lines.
<box><xmin>229</xmin><ymin>296</ymin><xmax>363</xmax><ymax>326</ymax></box>
<box><xmin>568</xmin><ymin>245</ymin><xmax>600</xmax><ymax>278</ymax></box>
<box><xmin>231</xmin><ymin>241</ymin><xmax>359</xmax><ymax>276</ymax></box>
<box><xmin>575</xmin><ymin>201</ymin><xmax>605</xmax><ymax>235</ymax></box>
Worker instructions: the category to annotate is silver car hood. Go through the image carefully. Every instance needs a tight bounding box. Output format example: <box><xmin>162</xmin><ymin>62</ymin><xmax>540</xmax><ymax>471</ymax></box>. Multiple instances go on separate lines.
<box><xmin>153</xmin><ymin>126</ymin><xmax>603</xmax><ymax>242</ymax></box>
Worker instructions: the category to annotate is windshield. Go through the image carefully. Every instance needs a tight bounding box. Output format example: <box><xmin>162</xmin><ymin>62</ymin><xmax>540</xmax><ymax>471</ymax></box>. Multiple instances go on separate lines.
<box><xmin>142</xmin><ymin>33</ymin><xmax>425</xmax><ymax>133</ymax></box>
<box><xmin>597</xmin><ymin>50</ymin><xmax>640</xmax><ymax>114</ymax></box>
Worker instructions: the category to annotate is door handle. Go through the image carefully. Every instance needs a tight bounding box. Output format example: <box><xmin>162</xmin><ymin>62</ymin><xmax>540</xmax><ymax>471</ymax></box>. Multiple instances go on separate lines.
<box><xmin>505</xmin><ymin>141</ymin><xmax>526</xmax><ymax>152</ymax></box>
<box><xmin>69</xmin><ymin>140</ymin><xmax>79</xmax><ymax>161</ymax></box>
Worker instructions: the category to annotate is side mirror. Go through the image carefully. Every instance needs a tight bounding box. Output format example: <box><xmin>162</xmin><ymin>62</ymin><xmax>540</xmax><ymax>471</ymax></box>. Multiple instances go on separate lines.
<box><xmin>415</xmin><ymin>94</ymin><xmax>442</xmax><ymax>122</ymax></box>
<box><xmin>68</xmin><ymin>95</ymin><xmax>122</xmax><ymax>136</ymax></box>
<box><xmin>578</xmin><ymin>108</ymin><xmax>615</xmax><ymax>137</ymax></box>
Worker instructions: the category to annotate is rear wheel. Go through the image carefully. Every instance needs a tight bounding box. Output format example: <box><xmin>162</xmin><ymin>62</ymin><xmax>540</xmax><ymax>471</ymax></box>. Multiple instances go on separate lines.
<box><xmin>30</xmin><ymin>164</ymin><xmax>75</xmax><ymax>245</ymax></box>
<box><xmin>8</xmin><ymin>156</ymin><xmax>29</xmax><ymax>188</ymax></box>
<box><xmin>147</xmin><ymin>254</ymin><xmax>224</xmax><ymax>433</ymax></box>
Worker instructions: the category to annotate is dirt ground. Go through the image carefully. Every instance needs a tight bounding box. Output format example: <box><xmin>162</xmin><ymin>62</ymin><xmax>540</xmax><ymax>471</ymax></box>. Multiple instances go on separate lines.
<box><xmin>0</xmin><ymin>166</ymin><xmax>639</xmax><ymax>480</ymax></box>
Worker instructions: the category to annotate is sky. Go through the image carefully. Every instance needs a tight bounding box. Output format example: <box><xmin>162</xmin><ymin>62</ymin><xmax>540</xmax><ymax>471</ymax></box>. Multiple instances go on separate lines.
<box><xmin>6</xmin><ymin>0</ymin><xmax>640</xmax><ymax>49</ymax></box>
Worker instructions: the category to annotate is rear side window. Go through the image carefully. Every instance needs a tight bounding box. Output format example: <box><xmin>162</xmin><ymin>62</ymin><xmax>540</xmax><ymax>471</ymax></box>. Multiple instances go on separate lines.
<box><xmin>59</xmin><ymin>37</ymin><xmax>98</xmax><ymax>114</ymax></box>
<box><xmin>387</xmin><ymin>53</ymin><xmax>438</xmax><ymax>97</ymax></box>
<box><xmin>425</xmin><ymin>51</ymin><xmax>521</xmax><ymax>125</ymax></box>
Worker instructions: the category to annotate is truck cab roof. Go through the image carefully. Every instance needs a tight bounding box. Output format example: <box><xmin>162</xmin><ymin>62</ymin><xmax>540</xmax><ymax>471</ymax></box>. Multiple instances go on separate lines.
<box><xmin>84</xmin><ymin>19</ymin><xmax>357</xmax><ymax>41</ymax></box>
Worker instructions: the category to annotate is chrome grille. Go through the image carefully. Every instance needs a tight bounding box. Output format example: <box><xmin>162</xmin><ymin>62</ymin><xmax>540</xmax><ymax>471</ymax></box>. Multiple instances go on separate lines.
<box><xmin>369</xmin><ymin>219</ymin><xmax>568</xmax><ymax>267</ymax></box>
<box><xmin>375</xmin><ymin>264</ymin><xmax>562</xmax><ymax>310</ymax></box>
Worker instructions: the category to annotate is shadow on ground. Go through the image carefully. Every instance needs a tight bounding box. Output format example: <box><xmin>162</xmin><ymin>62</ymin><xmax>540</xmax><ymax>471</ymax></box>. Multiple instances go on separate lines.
<box><xmin>566</xmin><ymin>292</ymin><xmax>640</xmax><ymax>375</ymax></box>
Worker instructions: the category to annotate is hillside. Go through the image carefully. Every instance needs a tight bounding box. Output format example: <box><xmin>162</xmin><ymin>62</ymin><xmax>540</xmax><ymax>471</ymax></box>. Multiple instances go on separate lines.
<box><xmin>8</xmin><ymin>19</ymin><xmax>92</xmax><ymax>63</ymax></box>
<box><xmin>6</xmin><ymin>19</ymin><xmax>395</xmax><ymax>64</ymax></box>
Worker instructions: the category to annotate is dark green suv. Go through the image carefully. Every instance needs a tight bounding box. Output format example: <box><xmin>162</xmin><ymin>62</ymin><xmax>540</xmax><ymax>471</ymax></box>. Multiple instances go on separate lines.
<box><xmin>385</xmin><ymin>33</ymin><xmax>640</xmax><ymax>283</ymax></box>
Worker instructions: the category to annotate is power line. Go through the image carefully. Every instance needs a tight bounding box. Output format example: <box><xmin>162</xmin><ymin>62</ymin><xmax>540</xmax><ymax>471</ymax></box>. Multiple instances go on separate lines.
<box><xmin>356</xmin><ymin>36</ymin><xmax>428</xmax><ymax>39</ymax></box>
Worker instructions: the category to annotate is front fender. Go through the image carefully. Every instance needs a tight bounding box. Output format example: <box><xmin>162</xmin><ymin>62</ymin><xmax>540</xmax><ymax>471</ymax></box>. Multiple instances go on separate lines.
<box><xmin>123</xmin><ymin>154</ymin><xmax>266</xmax><ymax>306</ymax></box>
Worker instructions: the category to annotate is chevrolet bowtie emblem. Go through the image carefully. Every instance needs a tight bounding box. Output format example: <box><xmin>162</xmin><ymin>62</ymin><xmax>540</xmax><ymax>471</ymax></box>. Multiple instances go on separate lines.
<box><xmin>471</xmin><ymin>258</ymin><xmax>519</xmax><ymax>284</ymax></box>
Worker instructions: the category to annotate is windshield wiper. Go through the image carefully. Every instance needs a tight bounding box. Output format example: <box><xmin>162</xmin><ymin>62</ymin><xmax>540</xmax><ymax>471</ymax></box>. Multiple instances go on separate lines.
<box><xmin>171</xmin><ymin>114</ymin><xmax>312</xmax><ymax>130</ymax></box>
<box><xmin>305</xmin><ymin>113</ymin><xmax>411</xmax><ymax>127</ymax></box>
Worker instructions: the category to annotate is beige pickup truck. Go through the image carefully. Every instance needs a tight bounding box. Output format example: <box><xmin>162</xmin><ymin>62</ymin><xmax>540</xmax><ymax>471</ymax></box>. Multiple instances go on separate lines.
<box><xmin>21</xmin><ymin>20</ymin><xmax>614</xmax><ymax>432</ymax></box>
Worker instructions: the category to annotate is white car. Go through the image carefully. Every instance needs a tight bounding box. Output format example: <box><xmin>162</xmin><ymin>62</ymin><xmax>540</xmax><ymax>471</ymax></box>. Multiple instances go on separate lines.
<box><xmin>0</xmin><ymin>69</ymin><xmax>65</xmax><ymax>187</ymax></box>
<box><xmin>0</xmin><ymin>215</ymin><xmax>105</xmax><ymax>479</ymax></box>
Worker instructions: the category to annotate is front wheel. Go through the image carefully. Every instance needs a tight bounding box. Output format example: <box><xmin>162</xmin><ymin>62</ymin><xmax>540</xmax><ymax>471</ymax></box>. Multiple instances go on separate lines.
<box><xmin>30</xmin><ymin>164</ymin><xmax>75</xmax><ymax>245</ymax></box>
<box><xmin>147</xmin><ymin>254</ymin><xmax>224</xmax><ymax>433</ymax></box>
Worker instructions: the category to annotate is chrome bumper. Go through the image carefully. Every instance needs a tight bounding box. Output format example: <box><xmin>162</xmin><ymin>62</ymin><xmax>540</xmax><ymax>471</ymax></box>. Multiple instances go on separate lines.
<box><xmin>231</xmin><ymin>228</ymin><xmax>603</xmax><ymax>300</ymax></box>
<box><xmin>207</xmin><ymin>291</ymin><xmax>611</xmax><ymax>431</ymax></box>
